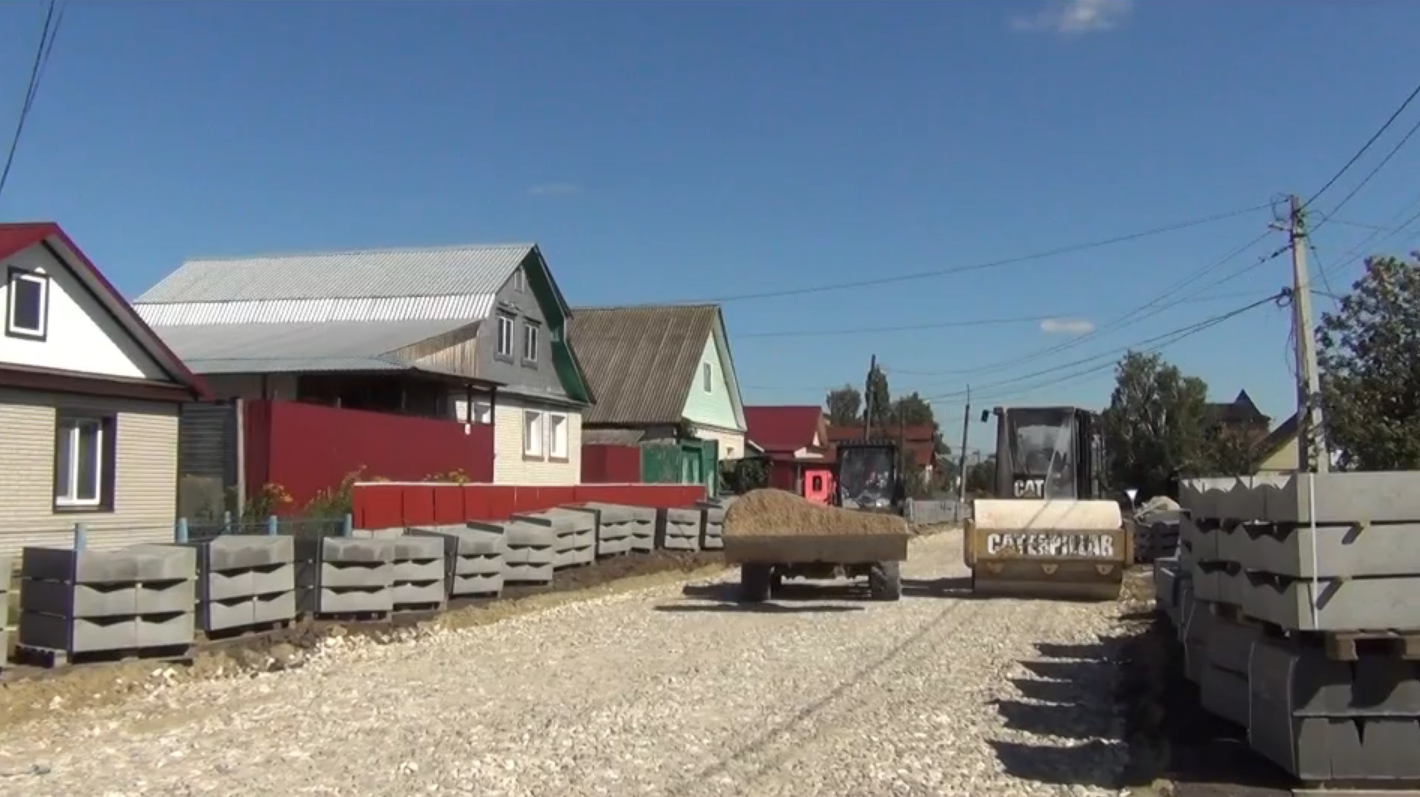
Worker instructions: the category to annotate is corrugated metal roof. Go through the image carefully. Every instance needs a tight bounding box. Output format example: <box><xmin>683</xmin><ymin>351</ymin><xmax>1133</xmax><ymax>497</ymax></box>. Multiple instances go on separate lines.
<box><xmin>135</xmin><ymin>295</ymin><xmax>496</xmax><ymax>327</ymax></box>
<box><xmin>152</xmin><ymin>319</ymin><xmax>476</xmax><ymax>376</ymax></box>
<box><xmin>136</xmin><ymin>243</ymin><xmax>533</xmax><ymax>304</ymax></box>
<box><xmin>569</xmin><ymin>305</ymin><xmax>719</xmax><ymax>425</ymax></box>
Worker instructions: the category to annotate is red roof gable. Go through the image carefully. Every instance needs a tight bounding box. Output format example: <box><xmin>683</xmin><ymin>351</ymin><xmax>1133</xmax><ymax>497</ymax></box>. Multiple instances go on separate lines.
<box><xmin>745</xmin><ymin>405</ymin><xmax>825</xmax><ymax>452</ymax></box>
<box><xmin>0</xmin><ymin>222</ymin><xmax>209</xmax><ymax>400</ymax></box>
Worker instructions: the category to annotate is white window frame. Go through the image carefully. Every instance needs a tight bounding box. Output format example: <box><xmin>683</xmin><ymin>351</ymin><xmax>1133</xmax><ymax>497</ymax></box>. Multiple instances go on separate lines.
<box><xmin>471</xmin><ymin>400</ymin><xmax>492</xmax><ymax>425</ymax></box>
<box><xmin>496</xmin><ymin>314</ymin><xmax>515</xmax><ymax>358</ymax></box>
<box><xmin>523</xmin><ymin>410</ymin><xmax>545</xmax><ymax>458</ymax></box>
<box><xmin>547</xmin><ymin>413</ymin><xmax>569</xmax><ymax>460</ymax></box>
<box><xmin>702</xmin><ymin>362</ymin><xmax>712</xmax><ymax>392</ymax></box>
<box><xmin>55</xmin><ymin>415</ymin><xmax>105</xmax><ymax>508</ymax></box>
<box><xmin>6</xmin><ymin>269</ymin><xmax>49</xmax><ymax>339</ymax></box>
<box><xmin>523</xmin><ymin>322</ymin><xmax>540</xmax><ymax>363</ymax></box>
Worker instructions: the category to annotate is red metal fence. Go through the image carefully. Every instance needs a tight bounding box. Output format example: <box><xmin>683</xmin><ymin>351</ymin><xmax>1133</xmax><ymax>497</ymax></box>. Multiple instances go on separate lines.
<box><xmin>352</xmin><ymin>482</ymin><xmax>706</xmax><ymax>529</ymax></box>
<box><xmin>244</xmin><ymin>399</ymin><xmax>495</xmax><ymax>509</ymax></box>
<box><xmin>581</xmin><ymin>444</ymin><xmax>642</xmax><ymax>483</ymax></box>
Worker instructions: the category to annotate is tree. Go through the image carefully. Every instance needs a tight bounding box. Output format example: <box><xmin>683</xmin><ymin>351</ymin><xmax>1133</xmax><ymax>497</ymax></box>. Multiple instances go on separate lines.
<box><xmin>824</xmin><ymin>385</ymin><xmax>862</xmax><ymax>427</ymax></box>
<box><xmin>1101</xmin><ymin>351</ymin><xmax>1213</xmax><ymax>500</ymax></box>
<box><xmin>965</xmin><ymin>456</ymin><xmax>996</xmax><ymax>495</ymax></box>
<box><xmin>1204</xmin><ymin>425</ymin><xmax>1262</xmax><ymax>476</ymax></box>
<box><xmin>1317</xmin><ymin>254</ymin><xmax>1420</xmax><ymax>470</ymax></box>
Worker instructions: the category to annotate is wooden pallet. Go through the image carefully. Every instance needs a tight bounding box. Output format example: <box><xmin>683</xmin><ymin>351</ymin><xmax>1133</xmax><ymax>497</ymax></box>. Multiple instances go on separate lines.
<box><xmin>1210</xmin><ymin>603</ymin><xmax>1420</xmax><ymax>661</ymax></box>
<box><xmin>200</xmin><ymin>618</ymin><xmax>295</xmax><ymax>642</ymax></box>
<box><xmin>15</xmin><ymin>643</ymin><xmax>194</xmax><ymax>669</ymax></box>
<box><xmin>304</xmin><ymin>610</ymin><xmax>390</xmax><ymax>623</ymax></box>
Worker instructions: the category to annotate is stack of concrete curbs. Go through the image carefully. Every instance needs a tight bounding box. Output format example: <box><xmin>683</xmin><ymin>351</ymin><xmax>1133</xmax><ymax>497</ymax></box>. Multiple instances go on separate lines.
<box><xmin>352</xmin><ymin>529</ymin><xmax>448</xmax><ymax>612</ymax></box>
<box><xmin>1170</xmin><ymin>473</ymin><xmax>1420</xmax><ymax>784</ymax></box>
<box><xmin>192</xmin><ymin>535</ymin><xmax>297</xmax><ymax>634</ymax></box>
<box><xmin>17</xmin><ymin>545</ymin><xmax>197</xmax><ymax>666</ymax></box>
<box><xmin>513</xmin><ymin>509</ymin><xmax>596</xmax><ymax>569</ymax></box>
<box><xmin>407</xmin><ymin>525</ymin><xmax>506</xmax><ymax>598</ymax></box>
<box><xmin>694</xmin><ymin>496</ymin><xmax>737</xmax><ymax>551</ymax></box>
<box><xmin>295</xmin><ymin>537</ymin><xmax>395</xmax><ymax>619</ymax></box>
<box><xmin>469</xmin><ymin>519</ymin><xmax>554</xmax><ymax>585</ymax></box>
<box><xmin>0</xmin><ymin>556</ymin><xmax>10</xmax><ymax>669</ymax></box>
<box><xmin>565</xmin><ymin>503</ymin><xmax>634</xmax><ymax>557</ymax></box>
<box><xmin>658</xmin><ymin>507</ymin><xmax>702</xmax><ymax>551</ymax></box>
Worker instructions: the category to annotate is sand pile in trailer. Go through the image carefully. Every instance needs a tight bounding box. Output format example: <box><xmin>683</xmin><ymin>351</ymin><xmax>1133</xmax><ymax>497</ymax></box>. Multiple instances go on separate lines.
<box><xmin>723</xmin><ymin>489</ymin><xmax>909</xmax><ymax>537</ymax></box>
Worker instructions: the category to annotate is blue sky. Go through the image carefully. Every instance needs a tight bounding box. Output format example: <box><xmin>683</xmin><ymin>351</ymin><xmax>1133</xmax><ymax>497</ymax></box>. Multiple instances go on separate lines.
<box><xmin>3</xmin><ymin>0</ymin><xmax>1420</xmax><ymax>453</ymax></box>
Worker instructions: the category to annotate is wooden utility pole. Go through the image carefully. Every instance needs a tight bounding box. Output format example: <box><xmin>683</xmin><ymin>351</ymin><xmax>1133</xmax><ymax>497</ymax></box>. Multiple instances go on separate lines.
<box><xmin>863</xmin><ymin>354</ymin><xmax>877</xmax><ymax>440</ymax></box>
<box><xmin>1287</xmin><ymin>194</ymin><xmax>1331</xmax><ymax>472</ymax></box>
<box><xmin>955</xmin><ymin>385</ymin><xmax>971</xmax><ymax>522</ymax></box>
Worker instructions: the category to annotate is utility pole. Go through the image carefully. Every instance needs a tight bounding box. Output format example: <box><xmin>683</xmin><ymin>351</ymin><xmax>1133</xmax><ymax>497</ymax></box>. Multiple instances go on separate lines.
<box><xmin>955</xmin><ymin>385</ymin><xmax>971</xmax><ymax>522</ymax></box>
<box><xmin>863</xmin><ymin>354</ymin><xmax>877</xmax><ymax>440</ymax></box>
<box><xmin>1286</xmin><ymin>194</ymin><xmax>1331</xmax><ymax>473</ymax></box>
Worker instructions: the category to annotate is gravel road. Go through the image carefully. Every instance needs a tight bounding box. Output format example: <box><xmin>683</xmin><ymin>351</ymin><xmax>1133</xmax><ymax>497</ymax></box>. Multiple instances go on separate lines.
<box><xmin>0</xmin><ymin>532</ymin><xmax>1131</xmax><ymax>797</ymax></box>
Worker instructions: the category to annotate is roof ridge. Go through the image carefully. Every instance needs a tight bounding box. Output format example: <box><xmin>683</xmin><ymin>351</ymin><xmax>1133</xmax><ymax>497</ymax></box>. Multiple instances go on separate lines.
<box><xmin>183</xmin><ymin>242</ymin><xmax>537</xmax><ymax>264</ymax></box>
<box><xmin>572</xmin><ymin>303</ymin><xmax>720</xmax><ymax>312</ymax></box>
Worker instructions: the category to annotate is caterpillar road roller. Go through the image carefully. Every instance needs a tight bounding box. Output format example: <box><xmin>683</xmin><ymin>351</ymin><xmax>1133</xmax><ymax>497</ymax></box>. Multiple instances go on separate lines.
<box><xmin>963</xmin><ymin>405</ymin><xmax>1130</xmax><ymax>600</ymax></box>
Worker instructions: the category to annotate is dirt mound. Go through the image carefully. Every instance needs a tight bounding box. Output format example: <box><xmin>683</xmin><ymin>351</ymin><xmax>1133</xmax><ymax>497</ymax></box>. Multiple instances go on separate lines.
<box><xmin>723</xmin><ymin>489</ymin><xmax>909</xmax><ymax>537</ymax></box>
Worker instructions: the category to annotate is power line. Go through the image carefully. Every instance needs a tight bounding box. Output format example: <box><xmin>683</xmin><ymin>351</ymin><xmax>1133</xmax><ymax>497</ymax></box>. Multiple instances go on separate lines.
<box><xmin>636</xmin><ymin>203</ymin><xmax>1269</xmax><ymax>306</ymax></box>
<box><xmin>1303</xmin><ymin>79</ymin><xmax>1420</xmax><ymax>209</ymax></box>
<box><xmin>890</xmin><ymin>84</ymin><xmax>1420</xmax><ymax>390</ymax></box>
<box><xmin>1310</xmin><ymin>110</ymin><xmax>1420</xmax><ymax>233</ymax></box>
<box><xmin>921</xmin><ymin>291</ymin><xmax>1289</xmax><ymax>406</ymax></box>
<box><xmin>0</xmin><ymin>0</ymin><xmax>65</xmax><ymax>205</ymax></box>
<box><xmin>890</xmin><ymin>235</ymin><xmax>1286</xmax><ymax>380</ymax></box>
<box><xmin>734</xmin><ymin>288</ymin><xmax>1262</xmax><ymax>339</ymax></box>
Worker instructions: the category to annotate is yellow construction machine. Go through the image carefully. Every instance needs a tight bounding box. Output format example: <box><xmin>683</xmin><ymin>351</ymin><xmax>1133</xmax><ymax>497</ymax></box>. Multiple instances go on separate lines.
<box><xmin>963</xmin><ymin>405</ymin><xmax>1130</xmax><ymax>600</ymax></box>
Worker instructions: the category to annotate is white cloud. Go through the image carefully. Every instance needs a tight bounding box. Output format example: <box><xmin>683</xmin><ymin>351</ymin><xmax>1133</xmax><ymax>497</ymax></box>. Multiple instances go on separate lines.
<box><xmin>526</xmin><ymin>183</ymin><xmax>583</xmax><ymax>197</ymax></box>
<box><xmin>1040</xmin><ymin>317</ymin><xmax>1096</xmax><ymax>334</ymax></box>
<box><xmin>1010</xmin><ymin>0</ymin><xmax>1133</xmax><ymax>35</ymax></box>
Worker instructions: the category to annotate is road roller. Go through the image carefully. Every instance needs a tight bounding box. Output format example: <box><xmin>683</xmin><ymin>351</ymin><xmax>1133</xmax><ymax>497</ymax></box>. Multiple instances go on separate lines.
<box><xmin>963</xmin><ymin>405</ymin><xmax>1131</xmax><ymax>600</ymax></box>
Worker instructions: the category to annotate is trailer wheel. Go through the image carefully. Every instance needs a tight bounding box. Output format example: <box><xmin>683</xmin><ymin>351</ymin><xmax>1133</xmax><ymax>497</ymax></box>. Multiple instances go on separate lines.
<box><xmin>740</xmin><ymin>564</ymin><xmax>773</xmax><ymax>603</ymax></box>
<box><xmin>868</xmin><ymin>561</ymin><xmax>902</xmax><ymax>602</ymax></box>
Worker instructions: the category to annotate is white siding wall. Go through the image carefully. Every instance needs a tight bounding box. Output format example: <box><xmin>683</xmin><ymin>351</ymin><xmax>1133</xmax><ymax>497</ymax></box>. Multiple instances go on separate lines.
<box><xmin>492</xmin><ymin>396</ymin><xmax>582</xmax><ymax>485</ymax></box>
<box><xmin>693</xmin><ymin>425</ymin><xmax>747</xmax><ymax>461</ymax></box>
<box><xmin>0</xmin><ymin>245</ymin><xmax>167</xmax><ymax>380</ymax></box>
<box><xmin>0</xmin><ymin>389</ymin><xmax>178</xmax><ymax>558</ymax></box>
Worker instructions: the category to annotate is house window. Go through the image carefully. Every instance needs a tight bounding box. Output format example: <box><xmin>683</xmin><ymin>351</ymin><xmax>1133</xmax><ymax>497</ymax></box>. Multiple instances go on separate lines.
<box><xmin>54</xmin><ymin>413</ymin><xmax>115</xmax><ymax>511</ymax></box>
<box><xmin>513</xmin><ymin>268</ymin><xmax>526</xmax><ymax>292</ymax></box>
<box><xmin>702</xmin><ymin>362</ymin><xmax>712</xmax><ymax>392</ymax></box>
<box><xmin>473</xmin><ymin>400</ymin><xmax>492</xmax><ymax>425</ymax></box>
<box><xmin>6</xmin><ymin>267</ymin><xmax>49</xmax><ymax>340</ymax></box>
<box><xmin>496</xmin><ymin>314</ymin><xmax>515</xmax><ymax>359</ymax></box>
<box><xmin>548</xmin><ymin>413</ymin><xmax>569</xmax><ymax>460</ymax></box>
<box><xmin>523</xmin><ymin>410</ymin><xmax>545</xmax><ymax>458</ymax></box>
<box><xmin>523</xmin><ymin>322</ymin><xmax>540</xmax><ymax>363</ymax></box>
<box><xmin>811</xmin><ymin>475</ymin><xmax>824</xmax><ymax>492</ymax></box>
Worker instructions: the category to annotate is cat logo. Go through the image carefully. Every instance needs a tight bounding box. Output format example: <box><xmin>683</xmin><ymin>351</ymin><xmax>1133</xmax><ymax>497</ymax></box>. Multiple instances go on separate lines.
<box><xmin>1013</xmin><ymin>477</ymin><xmax>1046</xmax><ymax>498</ymax></box>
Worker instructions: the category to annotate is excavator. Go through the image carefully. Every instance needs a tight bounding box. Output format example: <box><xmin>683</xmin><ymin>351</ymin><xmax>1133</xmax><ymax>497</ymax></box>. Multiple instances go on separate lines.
<box><xmin>963</xmin><ymin>405</ymin><xmax>1131</xmax><ymax>600</ymax></box>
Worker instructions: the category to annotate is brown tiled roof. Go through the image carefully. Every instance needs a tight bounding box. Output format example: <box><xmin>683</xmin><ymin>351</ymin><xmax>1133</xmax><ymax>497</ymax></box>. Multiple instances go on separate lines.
<box><xmin>569</xmin><ymin>304</ymin><xmax>720</xmax><ymax>425</ymax></box>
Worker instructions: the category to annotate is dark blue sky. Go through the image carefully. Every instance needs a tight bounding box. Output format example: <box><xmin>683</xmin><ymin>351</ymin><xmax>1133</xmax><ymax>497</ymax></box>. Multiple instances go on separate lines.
<box><xmin>3</xmin><ymin>0</ymin><xmax>1419</xmax><ymax>450</ymax></box>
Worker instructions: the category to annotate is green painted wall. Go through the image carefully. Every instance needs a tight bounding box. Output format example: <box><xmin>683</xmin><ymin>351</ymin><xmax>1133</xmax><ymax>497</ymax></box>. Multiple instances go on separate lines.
<box><xmin>680</xmin><ymin>332</ymin><xmax>741</xmax><ymax>431</ymax></box>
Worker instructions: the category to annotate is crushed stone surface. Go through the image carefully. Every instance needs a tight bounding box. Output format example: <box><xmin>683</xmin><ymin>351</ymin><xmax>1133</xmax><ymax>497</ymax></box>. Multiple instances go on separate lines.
<box><xmin>0</xmin><ymin>532</ymin><xmax>1130</xmax><ymax>797</ymax></box>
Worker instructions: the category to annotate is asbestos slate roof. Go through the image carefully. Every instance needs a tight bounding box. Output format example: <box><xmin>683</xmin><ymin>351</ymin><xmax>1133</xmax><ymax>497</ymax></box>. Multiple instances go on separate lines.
<box><xmin>137</xmin><ymin>243</ymin><xmax>534</xmax><ymax>304</ymax></box>
<box><xmin>569</xmin><ymin>305</ymin><xmax>720</xmax><ymax>425</ymax></box>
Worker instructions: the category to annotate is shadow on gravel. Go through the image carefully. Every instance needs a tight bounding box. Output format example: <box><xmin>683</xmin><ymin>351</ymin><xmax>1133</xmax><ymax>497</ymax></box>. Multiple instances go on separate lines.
<box><xmin>660</xmin><ymin>582</ymin><xmax>866</xmax><ymax>613</ymax></box>
<box><xmin>988</xmin><ymin>614</ymin><xmax>1294</xmax><ymax>797</ymax></box>
<box><xmin>653</xmin><ymin>603</ymin><xmax>863</xmax><ymax>614</ymax></box>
